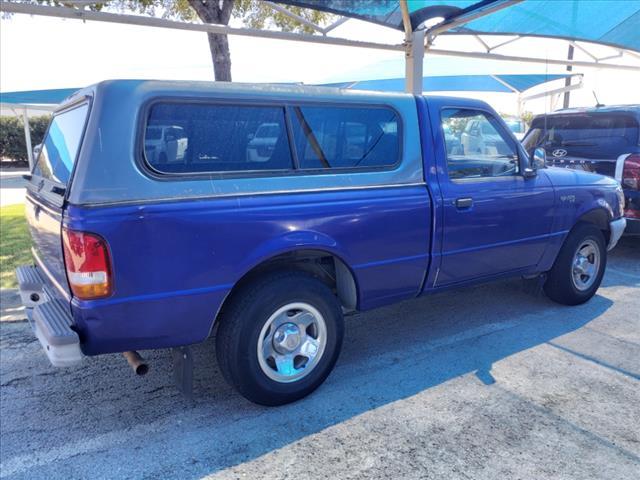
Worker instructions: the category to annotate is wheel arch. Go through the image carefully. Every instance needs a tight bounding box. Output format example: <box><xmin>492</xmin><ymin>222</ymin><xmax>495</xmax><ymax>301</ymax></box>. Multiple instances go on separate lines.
<box><xmin>575</xmin><ymin>207</ymin><xmax>611</xmax><ymax>244</ymax></box>
<box><xmin>211</xmin><ymin>247</ymin><xmax>359</xmax><ymax>335</ymax></box>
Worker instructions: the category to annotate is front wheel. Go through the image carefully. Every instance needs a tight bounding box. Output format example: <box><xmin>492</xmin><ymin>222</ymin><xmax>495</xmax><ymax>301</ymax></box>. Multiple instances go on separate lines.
<box><xmin>544</xmin><ymin>223</ymin><xmax>607</xmax><ymax>305</ymax></box>
<box><xmin>216</xmin><ymin>271</ymin><xmax>344</xmax><ymax>406</ymax></box>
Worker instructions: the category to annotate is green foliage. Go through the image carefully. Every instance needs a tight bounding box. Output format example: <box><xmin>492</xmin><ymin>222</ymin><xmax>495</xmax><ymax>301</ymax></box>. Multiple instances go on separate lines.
<box><xmin>100</xmin><ymin>0</ymin><xmax>199</xmax><ymax>21</ymax></box>
<box><xmin>234</xmin><ymin>0</ymin><xmax>334</xmax><ymax>34</ymax></box>
<box><xmin>0</xmin><ymin>204</ymin><xmax>31</xmax><ymax>289</ymax></box>
<box><xmin>100</xmin><ymin>0</ymin><xmax>333</xmax><ymax>31</ymax></box>
<box><xmin>446</xmin><ymin>116</ymin><xmax>467</xmax><ymax>137</ymax></box>
<box><xmin>0</xmin><ymin>115</ymin><xmax>50</xmax><ymax>162</ymax></box>
<box><xmin>520</xmin><ymin>110</ymin><xmax>534</xmax><ymax>127</ymax></box>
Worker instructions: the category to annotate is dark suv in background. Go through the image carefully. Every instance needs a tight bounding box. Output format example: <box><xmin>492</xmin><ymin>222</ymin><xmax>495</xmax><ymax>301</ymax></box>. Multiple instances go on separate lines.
<box><xmin>523</xmin><ymin>105</ymin><xmax>640</xmax><ymax>235</ymax></box>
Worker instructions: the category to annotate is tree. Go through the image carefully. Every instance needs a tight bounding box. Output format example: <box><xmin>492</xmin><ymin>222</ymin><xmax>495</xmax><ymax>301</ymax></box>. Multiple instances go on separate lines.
<box><xmin>0</xmin><ymin>115</ymin><xmax>50</xmax><ymax>163</ymax></box>
<box><xmin>104</xmin><ymin>1</ymin><xmax>334</xmax><ymax>81</ymax></box>
<box><xmin>520</xmin><ymin>110</ymin><xmax>534</xmax><ymax>128</ymax></box>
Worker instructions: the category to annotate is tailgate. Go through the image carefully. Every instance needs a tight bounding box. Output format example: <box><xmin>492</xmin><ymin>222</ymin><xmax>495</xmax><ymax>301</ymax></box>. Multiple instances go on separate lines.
<box><xmin>25</xmin><ymin>192</ymin><xmax>69</xmax><ymax>295</ymax></box>
<box><xmin>25</xmin><ymin>101</ymin><xmax>90</xmax><ymax>296</ymax></box>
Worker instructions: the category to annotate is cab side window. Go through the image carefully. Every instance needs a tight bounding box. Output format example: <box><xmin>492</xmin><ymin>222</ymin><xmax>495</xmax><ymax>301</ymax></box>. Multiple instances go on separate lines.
<box><xmin>442</xmin><ymin>108</ymin><xmax>519</xmax><ymax>180</ymax></box>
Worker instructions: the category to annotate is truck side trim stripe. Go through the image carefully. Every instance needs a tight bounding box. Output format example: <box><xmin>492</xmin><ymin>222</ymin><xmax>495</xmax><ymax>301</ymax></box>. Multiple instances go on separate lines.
<box><xmin>442</xmin><ymin>230</ymin><xmax>569</xmax><ymax>256</ymax></box>
<box><xmin>73</xmin><ymin>283</ymin><xmax>234</xmax><ymax>308</ymax></box>
<box><xmin>353</xmin><ymin>253</ymin><xmax>430</xmax><ymax>270</ymax></box>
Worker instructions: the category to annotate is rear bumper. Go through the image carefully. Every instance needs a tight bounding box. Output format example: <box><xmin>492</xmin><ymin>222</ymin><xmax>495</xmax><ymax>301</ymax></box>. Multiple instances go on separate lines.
<box><xmin>15</xmin><ymin>265</ymin><xmax>83</xmax><ymax>367</ymax></box>
<box><xmin>608</xmin><ymin>218</ymin><xmax>627</xmax><ymax>250</ymax></box>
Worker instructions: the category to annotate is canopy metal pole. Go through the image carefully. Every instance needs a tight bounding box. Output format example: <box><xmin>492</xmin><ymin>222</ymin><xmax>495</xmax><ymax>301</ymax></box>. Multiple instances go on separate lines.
<box><xmin>0</xmin><ymin>1</ymin><xmax>403</xmax><ymax>52</ymax></box>
<box><xmin>521</xmin><ymin>81</ymin><xmax>583</xmax><ymax>102</ymax></box>
<box><xmin>264</xmin><ymin>1</ymin><xmax>326</xmax><ymax>35</ymax></box>
<box><xmin>405</xmin><ymin>29</ymin><xmax>425</xmax><ymax>95</ymax></box>
<box><xmin>425</xmin><ymin>47</ymin><xmax>640</xmax><ymax>71</ymax></box>
<box><xmin>22</xmin><ymin>108</ymin><xmax>34</xmax><ymax>169</ymax></box>
<box><xmin>2</xmin><ymin>0</ymin><xmax>637</xmax><ymax>71</ymax></box>
<box><xmin>563</xmin><ymin>44</ymin><xmax>575</xmax><ymax>108</ymax></box>
<box><xmin>399</xmin><ymin>0</ymin><xmax>424</xmax><ymax>95</ymax></box>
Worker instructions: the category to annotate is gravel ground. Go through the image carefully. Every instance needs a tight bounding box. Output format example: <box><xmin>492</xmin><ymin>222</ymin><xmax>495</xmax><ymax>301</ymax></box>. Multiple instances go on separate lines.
<box><xmin>0</xmin><ymin>238</ymin><xmax>638</xmax><ymax>480</ymax></box>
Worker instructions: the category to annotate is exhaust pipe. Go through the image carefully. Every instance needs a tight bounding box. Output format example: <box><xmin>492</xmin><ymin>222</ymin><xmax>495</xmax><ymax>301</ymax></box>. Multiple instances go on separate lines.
<box><xmin>123</xmin><ymin>351</ymin><xmax>149</xmax><ymax>376</ymax></box>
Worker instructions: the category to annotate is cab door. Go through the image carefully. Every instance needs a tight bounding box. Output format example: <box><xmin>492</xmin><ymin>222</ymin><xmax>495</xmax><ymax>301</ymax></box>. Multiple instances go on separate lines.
<box><xmin>427</xmin><ymin>101</ymin><xmax>555</xmax><ymax>287</ymax></box>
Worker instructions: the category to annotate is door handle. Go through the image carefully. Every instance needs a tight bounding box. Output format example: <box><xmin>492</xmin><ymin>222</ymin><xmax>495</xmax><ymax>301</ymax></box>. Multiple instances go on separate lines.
<box><xmin>455</xmin><ymin>197</ymin><xmax>473</xmax><ymax>209</ymax></box>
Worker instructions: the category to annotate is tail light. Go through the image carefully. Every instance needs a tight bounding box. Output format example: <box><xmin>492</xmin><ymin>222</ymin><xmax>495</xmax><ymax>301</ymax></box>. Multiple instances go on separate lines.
<box><xmin>621</xmin><ymin>154</ymin><xmax>640</xmax><ymax>190</ymax></box>
<box><xmin>62</xmin><ymin>228</ymin><xmax>112</xmax><ymax>299</ymax></box>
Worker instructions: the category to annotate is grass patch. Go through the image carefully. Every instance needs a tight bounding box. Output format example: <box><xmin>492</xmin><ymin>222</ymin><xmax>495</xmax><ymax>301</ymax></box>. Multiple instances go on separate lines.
<box><xmin>0</xmin><ymin>204</ymin><xmax>31</xmax><ymax>289</ymax></box>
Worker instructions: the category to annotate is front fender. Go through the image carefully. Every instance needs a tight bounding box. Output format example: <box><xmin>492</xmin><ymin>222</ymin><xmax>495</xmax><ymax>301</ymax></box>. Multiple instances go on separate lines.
<box><xmin>537</xmin><ymin>169</ymin><xmax>621</xmax><ymax>271</ymax></box>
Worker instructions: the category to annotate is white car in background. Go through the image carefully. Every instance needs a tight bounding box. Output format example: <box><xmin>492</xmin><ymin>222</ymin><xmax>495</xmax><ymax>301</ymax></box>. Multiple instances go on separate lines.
<box><xmin>460</xmin><ymin>118</ymin><xmax>504</xmax><ymax>154</ymax></box>
<box><xmin>144</xmin><ymin>125</ymin><xmax>188</xmax><ymax>164</ymax></box>
<box><xmin>247</xmin><ymin>123</ymin><xmax>281</xmax><ymax>162</ymax></box>
<box><xmin>504</xmin><ymin>118</ymin><xmax>527</xmax><ymax>141</ymax></box>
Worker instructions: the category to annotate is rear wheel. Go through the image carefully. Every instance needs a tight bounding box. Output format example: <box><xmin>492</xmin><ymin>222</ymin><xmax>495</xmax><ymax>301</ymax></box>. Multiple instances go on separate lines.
<box><xmin>216</xmin><ymin>271</ymin><xmax>344</xmax><ymax>406</ymax></box>
<box><xmin>544</xmin><ymin>223</ymin><xmax>607</xmax><ymax>305</ymax></box>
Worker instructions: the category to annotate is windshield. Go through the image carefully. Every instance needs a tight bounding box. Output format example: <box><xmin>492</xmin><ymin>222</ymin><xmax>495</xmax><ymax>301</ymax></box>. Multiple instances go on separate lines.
<box><xmin>32</xmin><ymin>103</ymin><xmax>89</xmax><ymax>185</ymax></box>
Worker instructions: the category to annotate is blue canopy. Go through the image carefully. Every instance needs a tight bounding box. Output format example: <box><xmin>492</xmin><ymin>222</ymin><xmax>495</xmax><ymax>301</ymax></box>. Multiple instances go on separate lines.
<box><xmin>275</xmin><ymin>0</ymin><xmax>640</xmax><ymax>52</ymax></box>
<box><xmin>0</xmin><ymin>88</ymin><xmax>79</xmax><ymax>106</ymax></box>
<box><xmin>322</xmin><ymin>73</ymin><xmax>575</xmax><ymax>93</ymax></box>
<box><xmin>0</xmin><ymin>75</ymin><xmax>574</xmax><ymax>108</ymax></box>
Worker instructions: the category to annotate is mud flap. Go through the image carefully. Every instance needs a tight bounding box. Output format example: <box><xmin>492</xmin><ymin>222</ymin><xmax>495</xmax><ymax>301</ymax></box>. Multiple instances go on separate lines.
<box><xmin>172</xmin><ymin>346</ymin><xmax>194</xmax><ymax>400</ymax></box>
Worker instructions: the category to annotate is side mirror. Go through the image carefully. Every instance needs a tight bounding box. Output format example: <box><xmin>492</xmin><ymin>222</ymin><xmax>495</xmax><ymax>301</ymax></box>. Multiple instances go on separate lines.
<box><xmin>532</xmin><ymin>147</ymin><xmax>546</xmax><ymax>170</ymax></box>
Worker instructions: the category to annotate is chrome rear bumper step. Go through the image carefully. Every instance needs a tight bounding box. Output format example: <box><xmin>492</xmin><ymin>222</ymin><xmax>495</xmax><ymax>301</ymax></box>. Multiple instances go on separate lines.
<box><xmin>32</xmin><ymin>299</ymin><xmax>83</xmax><ymax>367</ymax></box>
<box><xmin>15</xmin><ymin>265</ymin><xmax>48</xmax><ymax>308</ymax></box>
<box><xmin>16</xmin><ymin>265</ymin><xmax>83</xmax><ymax>367</ymax></box>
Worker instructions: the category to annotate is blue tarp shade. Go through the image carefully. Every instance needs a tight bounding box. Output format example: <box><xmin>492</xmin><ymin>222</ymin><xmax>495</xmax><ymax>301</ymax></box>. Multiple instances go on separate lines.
<box><xmin>0</xmin><ymin>88</ymin><xmax>79</xmax><ymax>106</ymax></box>
<box><xmin>322</xmin><ymin>74</ymin><xmax>572</xmax><ymax>93</ymax></box>
<box><xmin>274</xmin><ymin>0</ymin><xmax>640</xmax><ymax>52</ymax></box>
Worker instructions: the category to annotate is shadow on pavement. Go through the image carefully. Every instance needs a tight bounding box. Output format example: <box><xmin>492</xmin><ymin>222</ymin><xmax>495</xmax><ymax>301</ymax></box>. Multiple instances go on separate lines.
<box><xmin>0</xmin><ymin>277</ymin><xmax>616</xmax><ymax>478</ymax></box>
<box><xmin>602</xmin><ymin>236</ymin><xmax>640</xmax><ymax>288</ymax></box>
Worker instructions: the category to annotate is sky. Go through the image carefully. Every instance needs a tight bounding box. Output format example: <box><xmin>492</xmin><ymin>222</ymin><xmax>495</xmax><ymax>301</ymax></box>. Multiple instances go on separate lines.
<box><xmin>1</xmin><ymin>10</ymin><xmax>640</xmax><ymax>116</ymax></box>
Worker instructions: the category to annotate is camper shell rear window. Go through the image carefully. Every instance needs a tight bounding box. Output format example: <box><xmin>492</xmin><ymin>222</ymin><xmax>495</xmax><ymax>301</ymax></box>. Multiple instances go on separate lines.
<box><xmin>33</xmin><ymin>102</ymin><xmax>90</xmax><ymax>185</ymax></box>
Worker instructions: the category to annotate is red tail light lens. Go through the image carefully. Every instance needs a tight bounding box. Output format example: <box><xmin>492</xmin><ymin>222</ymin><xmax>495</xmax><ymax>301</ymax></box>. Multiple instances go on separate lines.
<box><xmin>622</xmin><ymin>154</ymin><xmax>640</xmax><ymax>190</ymax></box>
<box><xmin>62</xmin><ymin>228</ymin><xmax>112</xmax><ymax>299</ymax></box>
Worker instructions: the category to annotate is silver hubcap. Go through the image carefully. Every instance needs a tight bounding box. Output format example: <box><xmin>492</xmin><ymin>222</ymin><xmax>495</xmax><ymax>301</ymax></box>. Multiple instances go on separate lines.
<box><xmin>571</xmin><ymin>240</ymin><xmax>600</xmax><ymax>291</ymax></box>
<box><xmin>257</xmin><ymin>302</ymin><xmax>327</xmax><ymax>383</ymax></box>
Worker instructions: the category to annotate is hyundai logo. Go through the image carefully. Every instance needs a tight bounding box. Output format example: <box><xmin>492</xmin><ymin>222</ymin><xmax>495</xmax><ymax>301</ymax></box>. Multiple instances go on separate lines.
<box><xmin>552</xmin><ymin>148</ymin><xmax>568</xmax><ymax>158</ymax></box>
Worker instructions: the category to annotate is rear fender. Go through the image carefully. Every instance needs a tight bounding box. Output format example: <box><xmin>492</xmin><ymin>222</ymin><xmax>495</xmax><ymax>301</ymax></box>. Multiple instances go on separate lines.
<box><xmin>239</xmin><ymin>230</ymin><xmax>349</xmax><ymax>276</ymax></box>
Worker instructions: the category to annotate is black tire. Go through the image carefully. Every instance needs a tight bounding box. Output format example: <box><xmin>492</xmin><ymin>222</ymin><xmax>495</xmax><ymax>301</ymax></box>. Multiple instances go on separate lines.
<box><xmin>216</xmin><ymin>270</ymin><xmax>344</xmax><ymax>406</ymax></box>
<box><xmin>544</xmin><ymin>223</ymin><xmax>607</xmax><ymax>306</ymax></box>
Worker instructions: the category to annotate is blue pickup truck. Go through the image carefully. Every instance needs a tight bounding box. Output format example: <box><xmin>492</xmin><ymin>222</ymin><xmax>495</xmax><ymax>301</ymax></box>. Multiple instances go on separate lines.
<box><xmin>17</xmin><ymin>80</ymin><xmax>626</xmax><ymax>405</ymax></box>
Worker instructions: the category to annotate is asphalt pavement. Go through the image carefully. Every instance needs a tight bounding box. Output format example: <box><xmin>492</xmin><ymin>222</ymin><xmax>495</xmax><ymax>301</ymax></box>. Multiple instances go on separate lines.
<box><xmin>0</xmin><ymin>170</ymin><xmax>27</xmax><ymax>207</ymax></box>
<box><xmin>0</xmin><ymin>238</ymin><xmax>638</xmax><ymax>480</ymax></box>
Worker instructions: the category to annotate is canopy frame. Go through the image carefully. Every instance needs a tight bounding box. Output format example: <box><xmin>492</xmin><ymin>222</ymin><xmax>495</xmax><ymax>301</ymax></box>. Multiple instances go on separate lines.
<box><xmin>1</xmin><ymin>0</ymin><xmax>639</xmax><ymax>97</ymax></box>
